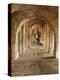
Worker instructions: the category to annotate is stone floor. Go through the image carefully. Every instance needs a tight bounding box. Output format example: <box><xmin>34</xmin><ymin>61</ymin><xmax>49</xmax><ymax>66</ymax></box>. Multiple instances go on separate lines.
<box><xmin>11</xmin><ymin>58</ymin><xmax>58</xmax><ymax>76</ymax></box>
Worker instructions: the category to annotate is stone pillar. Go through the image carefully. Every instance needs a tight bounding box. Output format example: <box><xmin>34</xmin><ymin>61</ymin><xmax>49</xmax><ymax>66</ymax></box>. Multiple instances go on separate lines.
<box><xmin>23</xmin><ymin>24</ymin><xmax>26</xmax><ymax>54</ymax></box>
<box><xmin>25</xmin><ymin>21</ymin><xmax>29</xmax><ymax>54</ymax></box>
<box><xmin>20</xmin><ymin>25</ymin><xmax>23</xmax><ymax>55</ymax></box>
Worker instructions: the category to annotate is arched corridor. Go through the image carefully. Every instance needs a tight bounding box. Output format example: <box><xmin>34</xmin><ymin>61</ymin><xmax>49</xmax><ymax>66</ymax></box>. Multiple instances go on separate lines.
<box><xmin>15</xmin><ymin>17</ymin><xmax>55</xmax><ymax>60</ymax></box>
<box><xmin>8</xmin><ymin>4</ymin><xmax>58</xmax><ymax>76</ymax></box>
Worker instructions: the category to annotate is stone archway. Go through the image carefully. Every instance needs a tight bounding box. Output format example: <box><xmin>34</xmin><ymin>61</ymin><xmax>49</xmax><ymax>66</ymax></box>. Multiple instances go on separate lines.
<box><xmin>15</xmin><ymin>19</ymin><xmax>29</xmax><ymax>59</ymax></box>
<box><xmin>15</xmin><ymin>17</ymin><xmax>55</xmax><ymax>60</ymax></box>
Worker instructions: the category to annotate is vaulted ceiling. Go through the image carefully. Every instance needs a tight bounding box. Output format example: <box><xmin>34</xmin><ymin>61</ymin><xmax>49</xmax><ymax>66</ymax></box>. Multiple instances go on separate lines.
<box><xmin>9</xmin><ymin>4</ymin><xmax>58</xmax><ymax>42</ymax></box>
